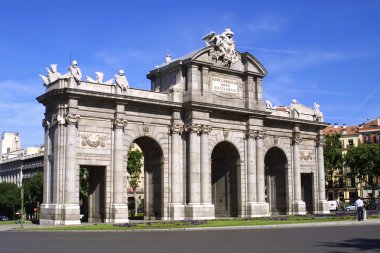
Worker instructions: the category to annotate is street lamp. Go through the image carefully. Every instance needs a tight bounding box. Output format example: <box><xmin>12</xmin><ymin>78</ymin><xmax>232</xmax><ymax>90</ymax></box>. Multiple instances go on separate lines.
<box><xmin>19</xmin><ymin>165</ymin><xmax>24</xmax><ymax>229</ymax></box>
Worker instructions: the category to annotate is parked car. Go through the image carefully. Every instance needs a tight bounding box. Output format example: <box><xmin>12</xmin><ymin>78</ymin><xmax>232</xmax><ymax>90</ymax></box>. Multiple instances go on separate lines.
<box><xmin>328</xmin><ymin>200</ymin><xmax>338</xmax><ymax>211</ymax></box>
<box><xmin>345</xmin><ymin>204</ymin><xmax>356</xmax><ymax>211</ymax></box>
<box><xmin>0</xmin><ymin>216</ymin><xmax>9</xmax><ymax>221</ymax></box>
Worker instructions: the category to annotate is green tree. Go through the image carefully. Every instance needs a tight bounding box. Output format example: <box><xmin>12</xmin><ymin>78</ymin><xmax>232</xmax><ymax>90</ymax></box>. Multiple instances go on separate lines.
<box><xmin>23</xmin><ymin>172</ymin><xmax>43</xmax><ymax>204</ymax></box>
<box><xmin>127</xmin><ymin>148</ymin><xmax>143</xmax><ymax>217</ymax></box>
<box><xmin>23</xmin><ymin>172</ymin><xmax>43</xmax><ymax>219</ymax></box>
<box><xmin>345</xmin><ymin>143</ymin><xmax>380</xmax><ymax>201</ymax></box>
<box><xmin>324</xmin><ymin>133</ymin><xmax>344</xmax><ymax>198</ymax></box>
<box><xmin>0</xmin><ymin>182</ymin><xmax>20</xmax><ymax>218</ymax></box>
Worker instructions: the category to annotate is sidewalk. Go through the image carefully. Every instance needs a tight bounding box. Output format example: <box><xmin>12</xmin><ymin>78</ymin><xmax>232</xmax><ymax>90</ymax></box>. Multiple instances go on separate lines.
<box><xmin>2</xmin><ymin>219</ymin><xmax>380</xmax><ymax>232</ymax></box>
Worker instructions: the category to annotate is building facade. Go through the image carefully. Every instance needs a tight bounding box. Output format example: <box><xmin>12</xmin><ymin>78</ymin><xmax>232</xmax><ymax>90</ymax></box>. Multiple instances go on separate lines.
<box><xmin>37</xmin><ymin>29</ymin><xmax>329</xmax><ymax>225</ymax></box>
<box><xmin>0</xmin><ymin>146</ymin><xmax>44</xmax><ymax>186</ymax></box>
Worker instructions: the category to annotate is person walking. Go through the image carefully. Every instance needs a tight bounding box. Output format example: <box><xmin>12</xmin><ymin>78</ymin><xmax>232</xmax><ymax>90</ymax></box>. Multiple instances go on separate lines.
<box><xmin>355</xmin><ymin>196</ymin><xmax>365</xmax><ymax>221</ymax></box>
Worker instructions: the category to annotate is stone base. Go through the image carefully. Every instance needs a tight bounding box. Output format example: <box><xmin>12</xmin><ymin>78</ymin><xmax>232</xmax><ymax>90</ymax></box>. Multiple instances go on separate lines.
<box><xmin>292</xmin><ymin>201</ymin><xmax>306</xmax><ymax>215</ymax></box>
<box><xmin>245</xmin><ymin>202</ymin><xmax>270</xmax><ymax>217</ymax></box>
<box><xmin>315</xmin><ymin>200</ymin><xmax>330</xmax><ymax>214</ymax></box>
<box><xmin>169</xmin><ymin>203</ymin><xmax>185</xmax><ymax>220</ymax></box>
<box><xmin>39</xmin><ymin>203</ymin><xmax>81</xmax><ymax>225</ymax></box>
<box><xmin>109</xmin><ymin>203</ymin><xmax>129</xmax><ymax>223</ymax></box>
<box><xmin>185</xmin><ymin>203</ymin><xmax>215</xmax><ymax>220</ymax></box>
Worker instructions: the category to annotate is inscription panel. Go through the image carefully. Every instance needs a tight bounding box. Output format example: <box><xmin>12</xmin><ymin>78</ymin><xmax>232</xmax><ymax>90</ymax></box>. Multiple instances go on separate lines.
<box><xmin>212</xmin><ymin>77</ymin><xmax>238</xmax><ymax>94</ymax></box>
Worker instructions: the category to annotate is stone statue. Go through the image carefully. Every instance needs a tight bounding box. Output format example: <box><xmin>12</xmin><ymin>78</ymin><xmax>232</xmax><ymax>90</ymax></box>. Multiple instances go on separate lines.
<box><xmin>86</xmin><ymin>72</ymin><xmax>104</xmax><ymax>83</ymax></box>
<box><xmin>63</xmin><ymin>60</ymin><xmax>82</xmax><ymax>85</ymax></box>
<box><xmin>290</xmin><ymin>99</ymin><xmax>301</xmax><ymax>118</ymax></box>
<box><xmin>39</xmin><ymin>64</ymin><xmax>62</xmax><ymax>86</ymax></box>
<box><xmin>165</xmin><ymin>54</ymin><xmax>171</xmax><ymax>63</ymax></box>
<box><xmin>115</xmin><ymin>70</ymin><xmax>129</xmax><ymax>92</ymax></box>
<box><xmin>313</xmin><ymin>102</ymin><xmax>323</xmax><ymax>122</ymax></box>
<box><xmin>202</xmin><ymin>28</ymin><xmax>240</xmax><ymax>66</ymax></box>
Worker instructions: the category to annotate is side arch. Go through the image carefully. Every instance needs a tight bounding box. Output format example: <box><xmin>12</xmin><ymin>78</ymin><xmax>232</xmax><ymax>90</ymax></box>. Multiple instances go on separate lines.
<box><xmin>129</xmin><ymin>136</ymin><xmax>165</xmax><ymax>220</ymax></box>
<box><xmin>264</xmin><ymin>147</ymin><xmax>288</xmax><ymax>214</ymax></box>
<box><xmin>211</xmin><ymin>141</ymin><xmax>241</xmax><ymax>217</ymax></box>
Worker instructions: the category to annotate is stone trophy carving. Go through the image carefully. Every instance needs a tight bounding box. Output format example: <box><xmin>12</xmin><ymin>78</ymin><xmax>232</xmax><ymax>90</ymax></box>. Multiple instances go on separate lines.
<box><xmin>300</xmin><ymin>150</ymin><xmax>313</xmax><ymax>161</ymax></box>
<box><xmin>313</xmin><ymin>102</ymin><xmax>324</xmax><ymax>122</ymax></box>
<box><xmin>115</xmin><ymin>70</ymin><xmax>129</xmax><ymax>92</ymax></box>
<box><xmin>202</xmin><ymin>28</ymin><xmax>240</xmax><ymax>67</ymax></box>
<box><xmin>86</xmin><ymin>72</ymin><xmax>104</xmax><ymax>83</ymax></box>
<box><xmin>80</xmin><ymin>133</ymin><xmax>106</xmax><ymax>148</ymax></box>
<box><xmin>39</xmin><ymin>64</ymin><xmax>62</xmax><ymax>86</ymax></box>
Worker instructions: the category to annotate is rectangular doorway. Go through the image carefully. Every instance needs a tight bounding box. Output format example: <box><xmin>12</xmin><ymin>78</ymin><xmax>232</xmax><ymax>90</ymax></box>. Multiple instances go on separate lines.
<box><xmin>301</xmin><ymin>173</ymin><xmax>313</xmax><ymax>213</ymax></box>
<box><xmin>80</xmin><ymin>166</ymin><xmax>105</xmax><ymax>223</ymax></box>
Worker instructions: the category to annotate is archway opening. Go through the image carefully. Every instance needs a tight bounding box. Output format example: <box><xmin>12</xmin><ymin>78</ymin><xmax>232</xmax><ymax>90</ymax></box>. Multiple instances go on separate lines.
<box><xmin>265</xmin><ymin>147</ymin><xmax>287</xmax><ymax>215</ymax></box>
<box><xmin>79</xmin><ymin>165</ymin><xmax>106</xmax><ymax>223</ymax></box>
<box><xmin>211</xmin><ymin>141</ymin><xmax>240</xmax><ymax>217</ymax></box>
<box><xmin>131</xmin><ymin>137</ymin><xmax>163</xmax><ymax>220</ymax></box>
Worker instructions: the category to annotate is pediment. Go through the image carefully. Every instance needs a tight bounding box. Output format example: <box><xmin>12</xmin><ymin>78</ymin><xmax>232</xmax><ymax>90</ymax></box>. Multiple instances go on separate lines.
<box><xmin>189</xmin><ymin>47</ymin><xmax>267</xmax><ymax>77</ymax></box>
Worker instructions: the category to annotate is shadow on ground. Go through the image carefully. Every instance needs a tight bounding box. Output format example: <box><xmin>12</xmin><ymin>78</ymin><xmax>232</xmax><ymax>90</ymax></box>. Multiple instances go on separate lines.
<box><xmin>320</xmin><ymin>238</ymin><xmax>380</xmax><ymax>253</ymax></box>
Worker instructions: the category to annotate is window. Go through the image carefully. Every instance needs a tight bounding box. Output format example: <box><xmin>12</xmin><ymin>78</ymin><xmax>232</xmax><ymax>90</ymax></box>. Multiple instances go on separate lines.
<box><xmin>377</xmin><ymin>133</ymin><xmax>380</xmax><ymax>143</ymax></box>
<box><xmin>348</xmin><ymin>139</ymin><xmax>354</xmax><ymax>146</ymax></box>
<box><xmin>366</xmin><ymin>134</ymin><xmax>371</xmax><ymax>143</ymax></box>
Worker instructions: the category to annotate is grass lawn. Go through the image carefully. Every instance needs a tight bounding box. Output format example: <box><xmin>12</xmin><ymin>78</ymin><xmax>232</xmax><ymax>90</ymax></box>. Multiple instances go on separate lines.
<box><xmin>27</xmin><ymin>214</ymin><xmax>380</xmax><ymax>231</ymax></box>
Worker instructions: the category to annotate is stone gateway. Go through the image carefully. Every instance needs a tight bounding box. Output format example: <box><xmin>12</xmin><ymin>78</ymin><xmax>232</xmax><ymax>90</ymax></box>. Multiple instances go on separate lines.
<box><xmin>37</xmin><ymin>29</ymin><xmax>330</xmax><ymax>225</ymax></box>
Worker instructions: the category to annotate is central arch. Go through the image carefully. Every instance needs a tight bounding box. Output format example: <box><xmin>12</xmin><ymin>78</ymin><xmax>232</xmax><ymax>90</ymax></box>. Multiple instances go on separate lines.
<box><xmin>211</xmin><ymin>141</ymin><xmax>240</xmax><ymax>217</ymax></box>
<box><xmin>132</xmin><ymin>137</ymin><xmax>163</xmax><ymax>220</ymax></box>
<box><xmin>265</xmin><ymin>147</ymin><xmax>288</xmax><ymax>214</ymax></box>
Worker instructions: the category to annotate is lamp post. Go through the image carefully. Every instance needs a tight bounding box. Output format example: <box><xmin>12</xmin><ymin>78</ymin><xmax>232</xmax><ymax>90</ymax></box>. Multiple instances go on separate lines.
<box><xmin>19</xmin><ymin>165</ymin><xmax>24</xmax><ymax>229</ymax></box>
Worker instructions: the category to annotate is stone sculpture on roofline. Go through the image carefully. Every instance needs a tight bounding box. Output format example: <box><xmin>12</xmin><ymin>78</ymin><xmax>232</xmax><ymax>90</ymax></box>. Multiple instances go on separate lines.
<box><xmin>202</xmin><ymin>28</ymin><xmax>240</xmax><ymax>67</ymax></box>
<box><xmin>39</xmin><ymin>61</ymin><xmax>129</xmax><ymax>93</ymax></box>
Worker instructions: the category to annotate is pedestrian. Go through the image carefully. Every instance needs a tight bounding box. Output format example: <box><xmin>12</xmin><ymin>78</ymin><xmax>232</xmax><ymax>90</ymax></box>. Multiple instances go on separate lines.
<box><xmin>355</xmin><ymin>196</ymin><xmax>364</xmax><ymax>221</ymax></box>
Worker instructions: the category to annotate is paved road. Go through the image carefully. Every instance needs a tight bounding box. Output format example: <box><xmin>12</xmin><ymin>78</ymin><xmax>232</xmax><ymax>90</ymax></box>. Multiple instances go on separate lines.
<box><xmin>1</xmin><ymin>223</ymin><xmax>380</xmax><ymax>253</ymax></box>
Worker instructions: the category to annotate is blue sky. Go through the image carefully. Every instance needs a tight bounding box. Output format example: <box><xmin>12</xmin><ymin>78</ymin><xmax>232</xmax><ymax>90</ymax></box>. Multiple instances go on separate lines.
<box><xmin>1</xmin><ymin>0</ymin><xmax>379</xmax><ymax>147</ymax></box>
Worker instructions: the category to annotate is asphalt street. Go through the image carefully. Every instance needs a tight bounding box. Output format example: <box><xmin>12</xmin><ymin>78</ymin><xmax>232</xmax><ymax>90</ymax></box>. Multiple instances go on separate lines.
<box><xmin>1</xmin><ymin>223</ymin><xmax>380</xmax><ymax>253</ymax></box>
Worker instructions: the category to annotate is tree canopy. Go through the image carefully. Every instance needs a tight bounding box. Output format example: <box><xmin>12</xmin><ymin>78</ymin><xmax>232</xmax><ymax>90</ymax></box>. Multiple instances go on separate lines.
<box><xmin>23</xmin><ymin>172</ymin><xmax>43</xmax><ymax>204</ymax></box>
<box><xmin>0</xmin><ymin>182</ymin><xmax>20</xmax><ymax>210</ymax></box>
<box><xmin>127</xmin><ymin>148</ymin><xmax>143</xmax><ymax>191</ymax></box>
<box><xmin>324</xmin><ymin>133</ymin><xmax>344</xmax><ymax>178</ymax></box>
<box><xmin>345</xmin><ymin>143</ymin><xmax>380</xmax><ymax>191</ymax></box>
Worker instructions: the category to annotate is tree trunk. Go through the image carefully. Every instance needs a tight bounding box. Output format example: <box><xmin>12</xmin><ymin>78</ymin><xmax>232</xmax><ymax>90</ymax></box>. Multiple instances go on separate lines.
<box><xmin>133</xmin><ymin>191</ymin><xmax>137</xmax><ymax>217</ymax></box>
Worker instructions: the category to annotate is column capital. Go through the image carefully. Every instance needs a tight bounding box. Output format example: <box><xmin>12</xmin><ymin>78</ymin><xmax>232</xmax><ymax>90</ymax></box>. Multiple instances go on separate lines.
<box><xmin>200</xmin><ymin>125</ymin><xmax>212</xmax><ymax>134</ymax></box>
<box><xmin>66</xmin><ymin>114</ymin><xmax>80</xmax><ymax>126</ymax></box>
<box><xmin>113</xmin><ymin>118</ymin><xmax>128</xmax><ymax>129</ymax></box>
<box><xmin>50</xmin><ymin>113</ymin><xmax>66</xmax><ymax>126</ymax></box>
<box><xmin>42</xmin><ymin>119</ymin><xmax>50</xmax><ymax>130</ymax></box>
<box><xmin>184</xmin><ymin>124</ymin><xmax>201</xmax><ymax>134</ymax></box>
<box><xmin>316</xmin><ymin>137</ymin><xmax>324</xmax><ymax>147</ymax></box>
<box><xmin>169</xmin><ymin>124</ymin><xmax>184</xmax><ymax>135</ymax></box>
<box><xmin>292</xmin><ymin>132</ymin><xmax>302</xmax><ymax>144</ymax></box>
<box><xmin>246</xmin><ymin>129</ymin><xmax>258</xmax><ymax>139</ymax></box>
<box><xmin>256</xmin><ymin>130</ymin><xmax>267</xmax><ymax>139</ymax></box>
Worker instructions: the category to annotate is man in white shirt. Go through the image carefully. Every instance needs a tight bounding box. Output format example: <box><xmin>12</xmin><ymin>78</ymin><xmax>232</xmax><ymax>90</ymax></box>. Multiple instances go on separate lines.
<box><xmin>355</xmin><ymin>197</ymin><xmax>364</xmax><ymax>221</ymax></box>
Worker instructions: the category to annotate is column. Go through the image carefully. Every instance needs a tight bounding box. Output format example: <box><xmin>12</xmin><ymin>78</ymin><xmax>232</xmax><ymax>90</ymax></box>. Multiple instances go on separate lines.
<box><xmin>111</xmin><ymin>117</ymin><xmax>129</xmax><ymax>223</ymax></box>
<box><xmin>113</xmin><ymin>118</ymin><xmax>126</xmax><ymax>204</ymax></box>
<box><xmin>292</xmin><ymin>135</ymin><xmax>302</xmax><ymax>202</ymax></box>
<box><xmin>246</xmin><ymin>130</ymin><xmax>257</xmax><ymax>203</ymax></box>
<box><xmin>199</xmin><ymin>125</ymin><xmax>215</xmax><ymax>218</ymax></box>
<box><xmin>256</xmin><ymin>131</ymin><xmax>266</xmax><ymax>203</ymax></box>
<box><xmin>170</xmin><ymin>124</ymin><xmax>183</xmax><ymax>204</ymax></box>
<box><xmin>169</xmin><ymin>124</ymin><xmax>185</xmax><ymax>220</ymax></box>
<box><xmin>64</xmin><ymin>114</ymin><xmax>80</xmax><ymax>205</ymax></box>
<box><xmin>292</xmin><ymin>126</ymin><xmax>306</xmax><ymax>214</ymax></box>
<box><xmin>317</xmin><ymin>133</ymin><xmax>329</xmax><ymax>213</ymax></box>
<box><xmin>42</xmin><ymin>119</ymin><xmax>50</xmax><ymax>204</ymax></box>
<box><xmin>200</xmin><ymin>125</ymin><xmax>212</xmax><ymax>204</ymax></box>
<box><xmin>188</xmin><ymin>124</ymin><xmax>201</xmax><ymax>204</ymax></box>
